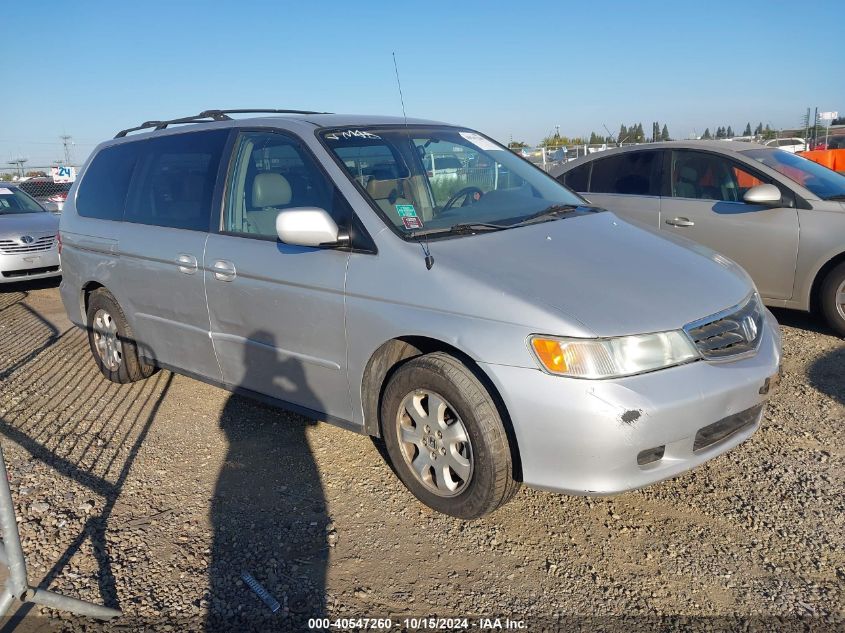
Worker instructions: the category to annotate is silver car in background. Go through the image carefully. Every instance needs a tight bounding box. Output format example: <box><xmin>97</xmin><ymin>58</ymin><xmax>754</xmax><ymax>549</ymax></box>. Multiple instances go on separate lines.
<box><xmin>0</xmin><ymin>184</ymin><xmax>61</xmax><ymax>283</ymax></box>
<box><xmin>554</xmin><ymin>141</ymin><xmax>845</xmax><ymax>336</ymax></box>
<box><xmin>59</xmin><ymin>111</ymin><xmax>781</xmax><ymax>518</ymax></box>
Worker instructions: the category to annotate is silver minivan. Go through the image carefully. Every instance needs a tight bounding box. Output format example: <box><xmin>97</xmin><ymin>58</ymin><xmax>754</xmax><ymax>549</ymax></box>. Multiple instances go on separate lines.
<box><xmin>60</xmin><ymin>110</ymin><xmax>782</xmax><ymax>518</ymax></box>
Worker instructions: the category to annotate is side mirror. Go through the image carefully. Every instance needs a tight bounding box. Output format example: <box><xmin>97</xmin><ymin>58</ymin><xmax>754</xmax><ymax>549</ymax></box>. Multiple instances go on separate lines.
<box><xmin>743</xmin><ymin>184</ymin><xmax>782</xmax><ymax>206</ymax></box>
<box><xmin>276</xmin><ymin>207</ymin><xmax>340</xmax><ymax>247</ymax></box>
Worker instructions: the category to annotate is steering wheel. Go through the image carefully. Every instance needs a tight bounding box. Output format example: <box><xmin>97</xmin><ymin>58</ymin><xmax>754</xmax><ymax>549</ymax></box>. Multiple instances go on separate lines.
<box><xmin>441</xmin><ymin>186</ymin><xmax>484</xmax><ymax>213</ymax></box>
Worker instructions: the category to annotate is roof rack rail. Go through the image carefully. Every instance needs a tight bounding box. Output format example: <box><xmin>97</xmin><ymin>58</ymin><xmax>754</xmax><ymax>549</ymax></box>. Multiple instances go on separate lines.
<box><xmin>114</xmin><ymin>108</ymin><xmax>329</xmax><ymax>138</ymax></box>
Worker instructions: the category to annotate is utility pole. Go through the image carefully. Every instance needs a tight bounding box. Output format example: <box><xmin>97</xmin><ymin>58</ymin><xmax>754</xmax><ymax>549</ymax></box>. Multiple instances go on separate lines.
<box><xmin>804</xmin><ymin>108</ymin><xmax>810</xmax><ymax>146</ymax></box>
<box><xmin>60</xmin><ymin>134</ymin><xmax>73</xmax><ymax>166</ymax></box>
<box><xmin>813</xmin><ymin>107</ymin><xmax>818</xmax><ymax>147</ymax></box>
<box><xmin>7</xmin><ymin>159</ymin><xmax>27</xmax><ymax>178</ymax></box>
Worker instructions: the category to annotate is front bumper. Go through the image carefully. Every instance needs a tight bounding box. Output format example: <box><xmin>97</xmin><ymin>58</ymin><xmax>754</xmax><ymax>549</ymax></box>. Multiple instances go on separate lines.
<box><xmin>481</xmin><ymin>309</ymin><xmax>782</xmax><ymax>494</ymax></box>
<box><xmin>0</xmin><ymin>249</ymin><xmax>61</xmax><ymax>283</ymax></box>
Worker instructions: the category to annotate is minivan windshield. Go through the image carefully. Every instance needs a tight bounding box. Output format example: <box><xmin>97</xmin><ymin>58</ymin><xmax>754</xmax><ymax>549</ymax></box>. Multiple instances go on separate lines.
<box><xmin>0</xmin><ymin>186</ymin><xmax>46</xmax><ymax>215</ymax></box>
<box><xmin>320</xmin><ymin>126</ymin><xmax>589</xmax><ymax>237</ymax></box>
<box><xmin>742</xmin><ymin>148</ymin><xmax>845</xmax><ymax>200</ymax></box>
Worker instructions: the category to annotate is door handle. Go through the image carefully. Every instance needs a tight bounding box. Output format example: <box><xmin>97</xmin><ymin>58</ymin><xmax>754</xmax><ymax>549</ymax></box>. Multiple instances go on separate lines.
<box><xmin>665</xmin><ymin>217</ymin><xmax>695</xmax><ymax>227</ymax></box>
<box><xmin>211</xmin><ymin>259</ymin><xmax>237</xmax><ymax>282</ymax></box>
<box><xmin>176</xmin><ymin>253</ymin><xmax>198</xmax><ymax>274</ymax></box>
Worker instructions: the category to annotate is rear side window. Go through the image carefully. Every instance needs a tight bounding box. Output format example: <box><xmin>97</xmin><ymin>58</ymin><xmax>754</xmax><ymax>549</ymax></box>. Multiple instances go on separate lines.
<box><xmin>559</xmin><ymin>163</ymin><xmax>590</xmax><ymax>192</ymax></box>
<box><xmin>76</xmin><ymin>142</ymin><xmax>142</xmax><ymax>220</ymax></box>
<box><xmin>589</xmin><ymin>151</ymin><xmax>662</xmax><ymax>196</ymax></box>
<box><xmin>125</xmin><ymin>129</ymin><xmax>229</xmax><ymax>231</ymax></box>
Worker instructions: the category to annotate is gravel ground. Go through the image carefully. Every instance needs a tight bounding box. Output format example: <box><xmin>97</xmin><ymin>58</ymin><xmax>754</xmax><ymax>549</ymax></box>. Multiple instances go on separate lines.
<box><xmin>0</xmin><ymin>280</ymin><xmax>842</xmax><ymax>632</ymax></box>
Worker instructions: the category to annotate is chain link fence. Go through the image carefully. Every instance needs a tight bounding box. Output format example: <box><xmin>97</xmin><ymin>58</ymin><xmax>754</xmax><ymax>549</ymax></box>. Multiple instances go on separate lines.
<box><xmin>0</xmin><ymin>166</ymin><xmax>76</xmax><ymax>212</ymax></box>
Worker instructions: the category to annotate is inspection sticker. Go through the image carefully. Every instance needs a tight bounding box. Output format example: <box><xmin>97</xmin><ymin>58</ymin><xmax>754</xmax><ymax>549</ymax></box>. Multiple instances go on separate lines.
<box><xmin>459</xmin><ymin>131</ymin><xmax>501</xmax><ymax>151</ymax></box>
<box><xmin>0</xmin><ymin>188</ymin><xmax>13</xmax><ymax>195</ymax></box>
<box><xmin>395</xmin><ymin>204</ymin><xmax>417</xmax><ymax>218</ymax></box>
<box><xmin>402</xmin><ymin>216</ymin><xmax>423</xmax><ymax>230</ymax></box>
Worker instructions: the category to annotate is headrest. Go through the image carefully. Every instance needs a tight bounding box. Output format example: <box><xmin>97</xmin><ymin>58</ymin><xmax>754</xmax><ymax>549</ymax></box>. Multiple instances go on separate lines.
<box><xmin>371</xmin><ymin>163</ymin><xmax>401</xmax><ymax>180</ymax></box>
<box><xmin>367</xmin><ymin>178</ymin><xmax>398</xmax><ymax>201</ymax></box>
<box><xmin>678</xmin><ymin>166</ymin><xmax>698</xmax><ymax>182</ymax></box>
<box><xmin>252</xmin><ymin>173</ymin><xmax>292</xmax><ymax>208</ymax></box>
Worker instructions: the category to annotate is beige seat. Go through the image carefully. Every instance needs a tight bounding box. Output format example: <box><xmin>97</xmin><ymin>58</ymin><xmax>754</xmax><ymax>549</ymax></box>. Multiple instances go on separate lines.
<box><xmin>248</xmin><ymin>172</ymin><xmax>292</xmax><ymax>235</ymax></box>
<box><xmin>366</xmin><ymin>178</ymin><xmax>412</xmax><ymax>217</ymax></box>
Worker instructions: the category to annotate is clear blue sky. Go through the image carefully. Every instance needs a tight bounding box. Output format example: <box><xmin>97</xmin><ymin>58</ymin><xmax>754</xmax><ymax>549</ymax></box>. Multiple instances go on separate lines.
<box><xmin>2</xmin><ymin>0</ymin><xmax>842</xmax><ymax>166</ymax></box>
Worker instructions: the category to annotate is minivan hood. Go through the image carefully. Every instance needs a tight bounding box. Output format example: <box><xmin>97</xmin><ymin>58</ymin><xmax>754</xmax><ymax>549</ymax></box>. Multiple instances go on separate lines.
<box><xmin>0</xmin><ymin>212</ymin><xmax>58</xmax><ymax>238</ymax></box>
<box><xmin>430</xmin><ymin>212</ymin><xmax>753</xmax><ymax>337</ymax></box>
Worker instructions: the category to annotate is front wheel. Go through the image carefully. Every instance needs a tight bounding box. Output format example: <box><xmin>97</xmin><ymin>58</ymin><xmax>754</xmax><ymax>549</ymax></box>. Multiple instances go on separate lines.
<box><xmin>820</xmin><ymin>262</ymin><xmax>845</xmax><ymax>337</ymax></box>
<box><xmin>380</xmin><ymin>352</ymin><xmax>519</xmax><ymax>519</ymax></box>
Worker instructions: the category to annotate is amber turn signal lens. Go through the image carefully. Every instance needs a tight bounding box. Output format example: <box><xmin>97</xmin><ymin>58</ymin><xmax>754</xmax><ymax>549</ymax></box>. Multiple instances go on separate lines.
<box><xmin>531</xmin><ymin>338</ymin><xmax>567</xmax><ymax>373</ymax></box>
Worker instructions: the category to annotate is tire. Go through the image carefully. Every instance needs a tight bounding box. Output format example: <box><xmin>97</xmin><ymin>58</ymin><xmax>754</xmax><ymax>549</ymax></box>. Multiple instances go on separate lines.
<box><xmin>820</xmin><ymin>262</ymin><xmax>845</xmax><ymax>337</ymax></box>
<box><xmin>86</xmin><ymin>288</ymin><xmax>157</xmax><ymax>383</ymax></box>
<box><xmin>380</xmin><ymin>352</ymin><xmax>519</xmax><ymax>519</ymax></box>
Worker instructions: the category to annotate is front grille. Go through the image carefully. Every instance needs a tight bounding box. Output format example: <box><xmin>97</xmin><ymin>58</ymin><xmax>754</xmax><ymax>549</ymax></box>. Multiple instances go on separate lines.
<box><xmin>684</xmin><ymin>294</ymin><xmax>764</xmax><ymax>360</ymax></box>
<box><xmin>0</xmin><ymin>235</ymin><xmax>55</xmax><ymax>254</ymax></box>
<box><xmin>693</xmin><ymin>404</ymin><xmax>764</xmax><ymax>451</ymax></box>
<box><xmin>1</xmin><ymin>265</ymin><xmax>59</xmax><ymax>279</ymax></box>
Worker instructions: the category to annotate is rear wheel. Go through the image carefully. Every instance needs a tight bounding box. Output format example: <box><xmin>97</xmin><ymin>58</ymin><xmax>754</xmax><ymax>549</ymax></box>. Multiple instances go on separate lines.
<box><xmin>86</xmin><ymin>289</ymin><xmax>156</xmax><ymax>383</ymax></box>
<box><xmin>820</xmin><ymin>262</ymin><xmax>845</xmax><ymax>337</ymax></box>
<box><xmin>380</xmin><ymin>352</ymin><xmax>519</xmax><ymax>519</ymax></box>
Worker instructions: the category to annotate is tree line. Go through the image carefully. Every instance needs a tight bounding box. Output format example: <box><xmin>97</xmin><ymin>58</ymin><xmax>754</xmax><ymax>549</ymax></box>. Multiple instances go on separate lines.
<box><xmin>507</xmin><ymin>120</ymin><xmax>788</xmax><ymax>149</ymax></box>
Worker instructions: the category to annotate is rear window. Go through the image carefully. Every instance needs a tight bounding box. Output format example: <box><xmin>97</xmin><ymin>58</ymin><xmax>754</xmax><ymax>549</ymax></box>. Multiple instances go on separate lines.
<box><xmin>76</xmin><ymin>142</ymin><xmax>142</xmax><ymax>221</ymax></box>
<box><xmin>125</xmin><ymin>129</ymin><xmax>229</xmax><ymax>231</ymax></box>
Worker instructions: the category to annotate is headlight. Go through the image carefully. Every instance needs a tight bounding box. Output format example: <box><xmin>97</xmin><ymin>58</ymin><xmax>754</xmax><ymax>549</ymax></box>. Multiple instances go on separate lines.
<box><xmin>530</xmin><ymin>331</ymin><xmax>699</xmax><ymax>379</ymax></box>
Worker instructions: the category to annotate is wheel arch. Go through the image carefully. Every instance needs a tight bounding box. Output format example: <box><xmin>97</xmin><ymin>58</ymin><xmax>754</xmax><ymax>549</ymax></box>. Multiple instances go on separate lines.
<box><xmin>361</xmin><ymin>335</ymin><xmax>523</xmax><ymax>481</ymax></box>
<box><xmin>809</xmin><ymin>250</ymin><xmax>845</xmax><ymax>313</ymax></box>
<box><xmin>81</xmin><ymin>281</ymin><xmax>106</xmax><ymax>320</ymax></box>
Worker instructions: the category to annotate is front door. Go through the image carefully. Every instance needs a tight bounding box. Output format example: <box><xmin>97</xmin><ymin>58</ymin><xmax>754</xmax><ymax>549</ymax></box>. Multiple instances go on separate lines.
<box><xmin>204</xmin><ymin>130</ymin><xmax>352</xmax><ymax>421</ymax></box>
<box><xmin>662</xmin><ymin>149</ymin><xmax>800</xmax><ymax>301</ymax></box>
<box><xmin>118</xmin><ymin>129</ymin><xmax>230</xmax><ymax>380</ymax></box>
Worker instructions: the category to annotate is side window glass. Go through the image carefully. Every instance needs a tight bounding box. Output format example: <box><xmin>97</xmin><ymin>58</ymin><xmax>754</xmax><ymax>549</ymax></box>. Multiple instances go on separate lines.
<box><xmin>671</xmin><ymin>151</ymin><xmax>748</xmax><ymax>202</ymax></box>
<box><xmin>589</xmin><ymin>152</ymin><xmax>660</xmax><ymax>195</ymax></box>
<box><xmin>671</xmin><ymin>152</ymin><xmax>784</xmax><ymax>203</ymax></box>
<box><xmin>125</xmin><ymin>129</ymin><xmax>228</xmax><ymax>231</ymax></box>
<box><xmin>559</xmin><ymin>163</ymin><xmax>589</xmax><ymax>192</ymax></box>
<box><xmin>732</xmin><ymin>165</ymin><xmax>764</xmax><ymax>197</ymax></box>
<box><xmin>77</xmin><ymin>142</ymin><xmax>142</xmax><ymax>220</ymax></box>
<box><xmin>224</xmin><ymin>131</ymin><xmax>348</xmax><ymax>238</ymax></box>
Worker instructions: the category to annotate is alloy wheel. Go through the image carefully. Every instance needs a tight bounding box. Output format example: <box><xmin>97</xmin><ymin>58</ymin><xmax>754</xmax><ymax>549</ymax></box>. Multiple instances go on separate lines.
<box><xmin>92</xmin><ymin>309</ymin><xmax>122</xmax><ymax>371</ymax></box>
<box><xmin>396</xmin><ymin>389</ymin><xmax>473</xmax><ymax>497</ymax></box>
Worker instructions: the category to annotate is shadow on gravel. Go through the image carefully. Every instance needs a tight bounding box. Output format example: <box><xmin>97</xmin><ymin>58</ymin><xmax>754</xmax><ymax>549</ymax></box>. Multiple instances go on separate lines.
<box><xmin>207</xmin><ymin>330</ymin><xmax>328</xmax><ymax>632</ymax></box>
<box><xmin>769</xmin><ymin>307</ymin><xmax>833</xmax><ymax>336</ymax></box>
<box><xmin>0</xmin><ymin>294</ymin><xmax>172</xmax><ymax>631</ymax></box>
<box><xmin>807</xmin><ymin>346</ymin><xmax>845</xmax><ymax>406</ymax></box>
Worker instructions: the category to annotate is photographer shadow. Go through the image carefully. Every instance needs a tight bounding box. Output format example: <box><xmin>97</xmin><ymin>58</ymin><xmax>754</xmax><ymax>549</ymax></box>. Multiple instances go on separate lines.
<box><xmin>206</xmin><ymin>330</ymin><xmax>330</xmax><ymax>632</ymax></box>
<box><xmin>807</xmin><ymin>346</ymin><xmax>845</xmax><ymax>406</ymax></box>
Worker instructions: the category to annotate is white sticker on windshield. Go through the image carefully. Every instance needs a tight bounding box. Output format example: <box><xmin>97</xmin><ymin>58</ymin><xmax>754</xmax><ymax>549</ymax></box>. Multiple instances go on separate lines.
<box><xmin>324</xmin><ymin>129</ymin><xmax>382</xmax><ymax>141</ymax></box>
<box><xmin>459</xmin><ymin>132</ymin><xmax>501</xmax><ymax>152</ymax></box>
<box><xmin>0</xmin><ymin>188</ymin><xmax>12</xmax><ymax>195</ymax></box>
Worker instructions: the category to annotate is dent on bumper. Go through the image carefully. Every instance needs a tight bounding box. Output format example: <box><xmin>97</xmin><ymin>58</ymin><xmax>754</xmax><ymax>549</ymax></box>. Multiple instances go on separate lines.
<box><xmin>481</xmin><ymin>313</ymin><xmax>782</xmax><ymax>495</ymax></box>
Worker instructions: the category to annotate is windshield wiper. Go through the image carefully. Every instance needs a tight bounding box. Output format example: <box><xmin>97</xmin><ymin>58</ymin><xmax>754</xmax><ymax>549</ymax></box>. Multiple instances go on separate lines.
<box><xmin>408</xmin><ymin>222</ymin><xmax>508</xmax><ymax>238</ymax></box>
<box><xmin>508</xmin><ymin>204</ymin><xmax>587</xmax><ymax>227</ymax></box>
<box><xmin>825</xmin><ymin>194</ymin><xmax>845</xmax><ymax>201</ymax></box>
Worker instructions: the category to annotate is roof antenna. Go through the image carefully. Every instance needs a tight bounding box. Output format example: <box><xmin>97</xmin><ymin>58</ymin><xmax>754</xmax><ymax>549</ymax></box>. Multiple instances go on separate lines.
<box><xmin>393</xmin><ymin>51</ymin><xmax>434</xmax><ymax>270</ymax></box>
<box><xmin>392</xmin><ymin>52</ymin><xmax>408</xmax><ymax>125</ymax></box>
